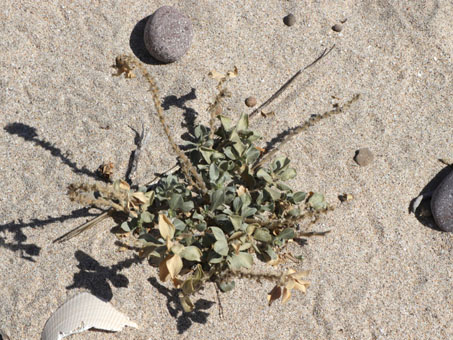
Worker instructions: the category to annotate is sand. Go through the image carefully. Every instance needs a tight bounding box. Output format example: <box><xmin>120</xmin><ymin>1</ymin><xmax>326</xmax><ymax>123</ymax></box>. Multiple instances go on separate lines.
<box><xmin>1</xmin><ymin>1</ymin><xmax>452</xmax><ymax>339</ymax></box>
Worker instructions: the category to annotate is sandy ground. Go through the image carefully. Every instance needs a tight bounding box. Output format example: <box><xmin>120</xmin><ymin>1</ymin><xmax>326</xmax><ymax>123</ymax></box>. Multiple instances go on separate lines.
<box><xmin>1</xmin><ymin>1</ymin><xmax>452</xmax><ymax>339</ymax></box>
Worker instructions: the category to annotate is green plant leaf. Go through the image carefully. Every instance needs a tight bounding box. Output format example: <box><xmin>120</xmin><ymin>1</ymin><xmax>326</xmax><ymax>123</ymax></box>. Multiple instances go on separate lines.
<box><xmin>180</xmin><ymin>295</ymin><xmax>194</xmax><ymax>313</ymax></box>
<box><xmin>120</xmin><ymin>221</ymin><xmax>130</xmax><ymax>232</ymax></box>
<box><xmin>171</xmin><ymin>243</ymin><xmax>184</xmax><ymax>255</ymax></box>
<box><xmin>236</xmin><ymin>113</ymin><xmax>249</xmax><ymax>132</ymax></box>
<box><xmin>181</xmin><ymin>200</ymin><xmax>194</xmax><ymax>212</ymax></box>
<box><xmin>210</xmin><ymin>227</ymin><xmax>227</xmax><ymax>241</ymax></box>
<box><xmin>232</xmin><ymin>197</ymin><xmax>242</xmax><ymax>213</ymax></box>
<box><xmin>223</xmin><ymin>146</ymin><xmax>237</xmax><ymax>160</ymax></box>
<box><xmin>210</xmin><ymin>189</ymin><xmax>225</xmax><ymax>211</ymax></box>
<box><xmin>192</xmin><ymin>212</ymin><xmax>204</xmax><ymax>220</ymax></box>
<box><xmin>200</xmin><ymin>146</ymin><xmax>215</xmax><ymax>164</ymax></box>
<box><xmin>264</xmin><ymin>186</ymin><xmax>281</xmax><ymax>201</ymax></box>
<box><xmin>173</xmin><ymin>218</ymin><xmax>186</xmax><ymax>231</ymax></box>
<box><xmin>246</xmin><ymin>223</ymin><xmax>257</xmax><ymax>235</ymax></box>
<box><xmin>264</xmin><ymin>245</ymin><xmax>277</xmax><ymax>260</ymax></box>
<box><xmin>292</xmin><ymin>191</ymin><xmax>307</xmax><ymax>203</ymax></box>
<box><xmin>253</xmin><ymin>228</ymin><xmax>272</xmax><ymax>243</ymax></box>
<box><xmin>219</xmin><ymin>280</ymin><xmax>235</xmax><ymax>292</ymax></box>
<box><xmin>219</xmin><ymin>115</ymin><xmax>233</xmax><ymax>131</ymax></box>
<box><xmin>195</xmin><ymin>222</ymin><xmax>207</xmax><ymax>231</ymax></box>
<box><xmin>241</xmin><ymin>207</ymin><xmax>257</xmax><ymax>218</ymax></box>
<box><xmin>180</xmin><ymin>246</ymin><xmax>202</xmax><ymax>262</ymax></box>
<box><xmin>209</xmin><ymin>163</ymin><xmax>220</xmax><ymax>182</ymax></box>
<box><xmin>213</xmin><ymin>238</ymin><xmax>229</xmax><ymax>256</ymax></box>
<box><xmin>308</xmin><ymin>192</ymin><xmax>327</xmax><ymax>210</ymax></box>
<box><xmin>277</xmin><ymin>228</ymin><xmax>295</xmax><ymax>240</ymax></box>
<box><xmin>256</xmin><ymin>168</ymin><xmax>273</xmax><ymax>183</ymax></box>
<box><xmin>240</xmin><ymin>191</ymin><xmax>252</xmax><ymax>208</ymax></box>
<box><xmin>208</xmin><ymin>251</ymin><xmax>224</xmax><ymax>263</ymax></box>
<box><xmin>169</xmin><ymin>193</ymin><xmax>184</xmax><ymax>210</ymax></box>
<box><xmin>140</xmin><ymin>211</ymin><xmax>153</xmax><ymax>223</ymax></box>
<box><xmin>229</xmin><ymin>215</ymin><xmax>243</xmax><ymax>230</ymax></box>
<box><xmin>287</xmin><ymin>207</ymin><xmax>301</xmax><ymax>216</ymax></box>
<box><xmin>228</xmin><ymin>252</ymin><xmax>253</xmax><ymax>270</ymax></box>
<box><xmin>245</xmin><ymin>146</ymin><xmax>260</xmax><ymax>164</ymax></box>
<box><xmin>279</xmin><ymin>167</ymin><xmax>297</xmax><ymax>181</ymax></box>
<box><xmin>239</xmin><ymin>242</ymin><xmax>252</xmax><ymax>251</ymax></box>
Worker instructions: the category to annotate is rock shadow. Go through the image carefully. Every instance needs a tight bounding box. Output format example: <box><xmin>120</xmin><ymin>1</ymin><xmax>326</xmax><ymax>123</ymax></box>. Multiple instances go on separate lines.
<box><xmin>129</xmin><ymin>15</ymin><xmax>163</xmax><ymax>65</ymax></box>
<box><xmin>410</xmin><ymin>165</ymin><xmax>452</xmax><ymax>231</ymax></box>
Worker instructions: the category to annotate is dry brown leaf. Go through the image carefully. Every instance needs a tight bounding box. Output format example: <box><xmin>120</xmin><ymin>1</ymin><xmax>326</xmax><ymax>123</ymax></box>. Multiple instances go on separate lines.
<box><xmin>226</xmin><ymin>66</ymin><xmax>238</xmax><ymax>78</ymax></box>
<box><xmin>158</xmin><ymin>214</ymin><xmax>175</xmax><ymax>240</ymax></box>
<box><xmin>131</xmin><ymin>191</ymin><xmax>148</xmax><ymax>204</ymax></box>
<box><xmin>166</xmin><ymin>254</ymin><xmax>183</xmax><ymax>280</ymax></box>
<box><xmin>267</xmin><ymin>285</ymin><xmax>282</xmax><ymax>306</ymax></box>
<box><xmin>159</xmin><ymin>255</ymin><xmax>171</xmax><ymax>282</ymax></box>
<box><xmin>281</xmin><ymin>287</ymin><xmax>292</xmax><ymax>303</ymax></box>
<box><xmin>208</xmin><ymin>70</ymin><xmax>224</xmax><ymax>80</ymax></box>
<box><xmin>236</xmin><ymin>185</ymin><xmax>246</xmax><ymax>196</ymax></box>
<box><xmin>97</xmin><ymin>161</ymin><xmax>114</xmax><ymax>181</ymax></box>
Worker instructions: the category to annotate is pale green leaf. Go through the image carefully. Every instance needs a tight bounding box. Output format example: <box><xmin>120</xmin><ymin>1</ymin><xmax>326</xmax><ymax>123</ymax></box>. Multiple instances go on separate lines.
<box><xmin>228</xmin><ymin>252</ymin><xmax>253</xmax><ymax>270</ymax></box>
<box><xmin>180</xmin><ymin>246</ymin><xmax>202</xmax><ymax>262</ymax></box>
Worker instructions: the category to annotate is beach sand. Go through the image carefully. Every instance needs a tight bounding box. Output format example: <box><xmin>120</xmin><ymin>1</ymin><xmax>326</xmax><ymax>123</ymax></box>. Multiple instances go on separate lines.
<box><xmin>1</xmin><ymin>1</ymin><xmax>452</xmax><ymax>339</ymax></box>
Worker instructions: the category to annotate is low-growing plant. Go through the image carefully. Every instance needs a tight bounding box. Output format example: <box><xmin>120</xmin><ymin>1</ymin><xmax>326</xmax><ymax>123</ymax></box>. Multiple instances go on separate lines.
<box><xmin>60</xmin><ymin>53</ymin><xmax>359</xmax><ymax>310</ymax></box>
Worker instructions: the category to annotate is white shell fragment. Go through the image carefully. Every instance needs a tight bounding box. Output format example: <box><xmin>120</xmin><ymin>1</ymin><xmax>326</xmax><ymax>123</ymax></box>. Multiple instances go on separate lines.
<box><xmin>411</xmin><ymin>194</ymin><xmax>424</xmax><ymax>213</ymax></box>
<box><xmin>41</xmin><ymin>292</ymin><xmax>137</xmax><ymax>340</ymax></box>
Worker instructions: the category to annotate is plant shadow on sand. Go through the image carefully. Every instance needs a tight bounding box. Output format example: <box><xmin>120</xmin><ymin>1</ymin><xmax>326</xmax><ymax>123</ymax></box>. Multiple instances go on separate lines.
<box><xmin>1</xmin><ymin>122</ymin><xmax>110</xmax><ymax>261</ymax></box>
<box><xmin>0</xmin><ymin>86</ymin><xmax>198</xmax><ymax>261</ymax></box>
<box><xmin>148</xmin><ymin>277</ymin><xmax>215</xmax><ymax>334</ymax></box>
<box><xmin>0</xmin><ymin>207</ymin><xmax>100</xmax><ymax>262</ymax></box>
<box><xmin>66</xmin><ymin>250</ymin><xmax>142</xmax><ymax>301</ymax></box>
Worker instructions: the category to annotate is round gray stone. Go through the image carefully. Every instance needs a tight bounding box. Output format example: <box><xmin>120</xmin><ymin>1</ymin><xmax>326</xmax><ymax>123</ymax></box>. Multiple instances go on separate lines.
<box><xmin>354</xmin><ymin>148</ymin><xmax>374</xmax><ymax>166</ymax></box>
<box><xmin>144</xmin><ymin>6</ymin><xmax>193</xmax><ymax>63</ymax></box>
<box><xmin>431</xmin><ymin>170</ymin><xmax>453</xmax><ymax>232</ymax></box>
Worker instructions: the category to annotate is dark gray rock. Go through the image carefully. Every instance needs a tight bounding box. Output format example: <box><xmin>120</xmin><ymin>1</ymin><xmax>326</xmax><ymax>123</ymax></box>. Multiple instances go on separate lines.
<box><xmin>144</xmin><ymin>6</ymin><xmax>193</xmax><ymax>63</ymax></box>
<box><xmin>283</xmin><ymin>14</ymin><xmax>296</xmax><ymax>26</ymax></box>
<box><xmin>431</xmin><ymin>170</ymin><xmax>453</xmax><ymax>232</ymax></box>
<box><xmin>354</xmin><ymin>148</ymin><xmax>374</xmax><ymax>166</ymax></box>
<box><xmin>245</xmin><ymin>96</ymin><xmax>257</xmax><ymax>107</ymax></box>
<box><xmin>332</xmin><ymin>24</ymin><xmax>343</xmax><ymax>32</ymax></box>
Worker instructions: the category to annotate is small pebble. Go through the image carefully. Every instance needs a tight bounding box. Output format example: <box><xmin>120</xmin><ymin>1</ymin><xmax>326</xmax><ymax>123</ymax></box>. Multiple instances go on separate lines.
<box><xmin>144</xmin><ymin>6</ymin><xmax>193</xmax><ymax>63</ymax></box>
<box><xmin>332</xmin><ymin>24</ymin><xmax>343</xmax><ymax>32</ymax></box>
<box><xmin>245</xmin><ymin>96</ymin><xmax>257</xmax><ymax>107</ymax></box>
<box><xmin>431</xmin><ymin>171</ymin><xmax>453</xmax><ymax>232</ymax></box>
<box><xmin>354</xmin><ymin>148</ymin><xmax>374</xmax><ymax>166</ymax></box>
<box><xmin>283</xmin><ymin>14</ymin><xmax>296</xmax><ymax>26</ymax></box>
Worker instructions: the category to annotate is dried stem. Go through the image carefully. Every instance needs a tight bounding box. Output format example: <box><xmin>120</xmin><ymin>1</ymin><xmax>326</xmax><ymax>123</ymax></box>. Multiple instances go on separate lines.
<box><xmin>252</xmin><ymin>94</ymin><xmax>360</xmax><ymax>171</ymax></box>
<box><xmin>249</xmin><ymin>45</ymin><xmax>335</xmax><ymax>119</ymax></box>
<box><xmin>53</xmin><ymin>210</ymin><xmax>112</xmax><ymax>243</ymax></box>
<box><xmin>126</xmin><ymin>56</ymin><xmax>208</xmax><ymax>195</ymax></box>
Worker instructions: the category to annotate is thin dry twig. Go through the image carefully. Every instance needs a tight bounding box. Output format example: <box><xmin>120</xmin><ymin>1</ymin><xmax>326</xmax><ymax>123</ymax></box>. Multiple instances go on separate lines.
<box><xmin>249</xmin><ymin>45</ymin><xmax>335</xmax><ymax>119</ymax></box>
<box><xmin>127</xmin><ymin>123</ymin><xmax>151</xmax><ymax>185</ymax></box>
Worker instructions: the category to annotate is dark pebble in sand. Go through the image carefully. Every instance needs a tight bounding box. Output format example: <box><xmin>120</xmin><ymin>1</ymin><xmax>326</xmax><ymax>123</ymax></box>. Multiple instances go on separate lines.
<box><xmin>431</xmin><ymin>171</ymin><xmax>453</xmax><ymax>232</ymax></box>
<box><xmin>332</xmin><ymin>24</ymin><xmax>343</xmax><ymax>32</ymax></box>
<box><xmin>354</xmin><ymin>148</ymin><xmax>374</xmax><ymax>166</ymax></box>
<box><xmin>245</xmin><ymin>96</ymin><xmax>257</xmax><ymax>107</ymax></box>
<box><xmin>283</xmin><ymin>14</ymin><xmax>296</xmax><ymax>26</ymax></box>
